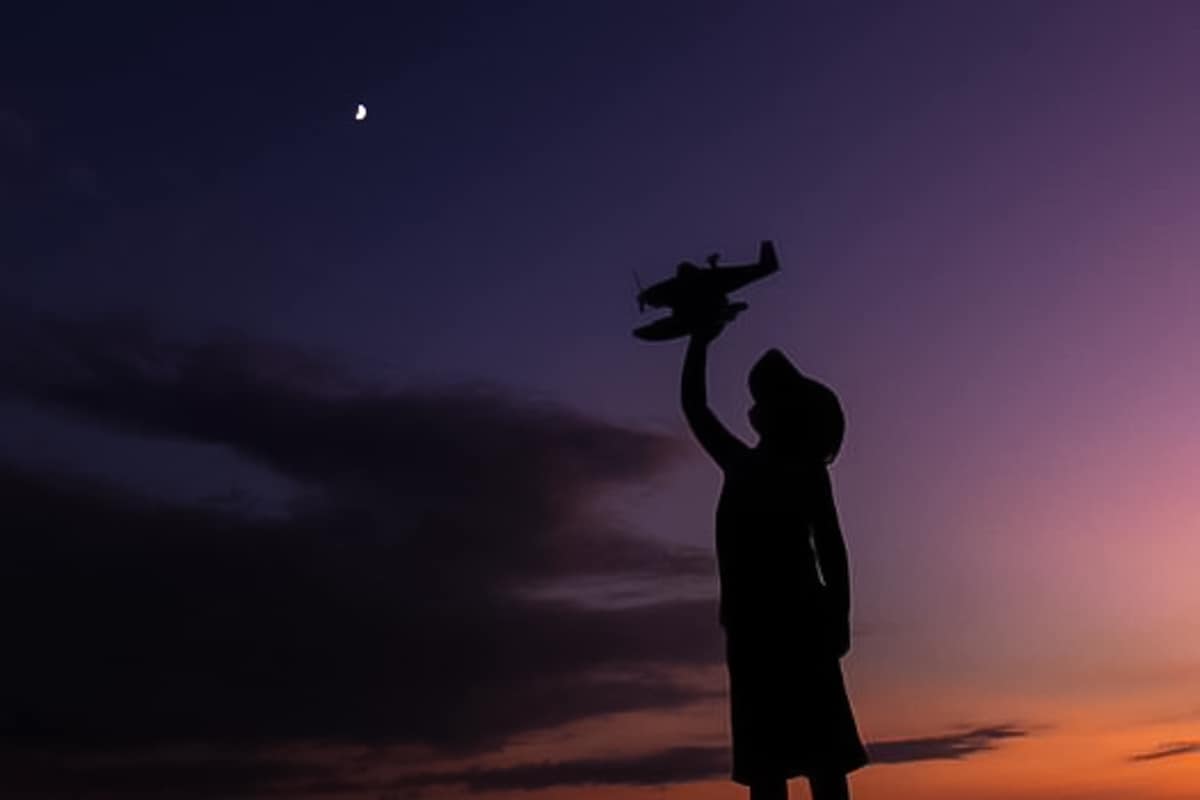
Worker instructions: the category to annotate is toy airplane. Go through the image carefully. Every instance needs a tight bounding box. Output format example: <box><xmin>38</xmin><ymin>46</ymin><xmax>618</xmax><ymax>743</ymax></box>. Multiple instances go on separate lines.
<box><xmin>633</xmin><ymin>240</ymin><xmax>779</xmax><ymax>341</ymax></box>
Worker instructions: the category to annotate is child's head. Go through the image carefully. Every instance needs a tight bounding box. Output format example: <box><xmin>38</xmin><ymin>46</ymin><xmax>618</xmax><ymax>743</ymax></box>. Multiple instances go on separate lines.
<box><xmin>747</xmin><ymin>348</ymin><xmax>844</xmax><ymax>464</ymax></box>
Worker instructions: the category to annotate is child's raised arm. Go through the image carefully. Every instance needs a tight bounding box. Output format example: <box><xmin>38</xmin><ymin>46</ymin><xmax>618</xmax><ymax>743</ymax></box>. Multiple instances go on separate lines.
<box><xmin>680</xmin><ymin>328</ymin><xmax>748</xmax><ymax>469</ymax></box>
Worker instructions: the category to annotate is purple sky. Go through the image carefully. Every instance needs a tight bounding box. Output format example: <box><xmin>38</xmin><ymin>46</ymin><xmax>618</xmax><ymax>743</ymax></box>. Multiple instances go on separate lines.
<box><xmin>3</xmin><ymin>2</ymin><xmax>1200</xmax><ymax>798</ymax></box>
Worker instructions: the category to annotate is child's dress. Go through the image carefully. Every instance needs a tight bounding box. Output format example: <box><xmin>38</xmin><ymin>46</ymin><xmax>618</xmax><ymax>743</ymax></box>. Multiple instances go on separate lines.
<box><xmin>715</xmin><ymin>446</ymin><xmax>869</xmax><ymax>785</ymax></box>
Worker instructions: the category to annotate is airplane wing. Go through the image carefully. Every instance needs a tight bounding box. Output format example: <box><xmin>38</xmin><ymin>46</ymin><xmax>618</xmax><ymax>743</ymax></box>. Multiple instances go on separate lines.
<box><xmin>633</xmin><ymin>302</ymin><xmax>750</xmax><ymax>341</ymax></box>
<box><xmin>633</xmin><ymin>316</ymin><xmax>693</xmax><ymax>341</ymax></box>
<box><xmin>637</xmin><ymin>277</ymin><xmax>682</xmax><ymax>309</ymax></box>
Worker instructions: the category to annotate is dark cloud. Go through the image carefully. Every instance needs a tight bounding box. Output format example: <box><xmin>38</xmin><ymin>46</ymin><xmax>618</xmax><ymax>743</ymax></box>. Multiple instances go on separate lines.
<box><xmin>866</xmin><ymin>725</ymin><xmax>1028</xmax><ymax>764</ymax></box>
<box><xmin>1129</xmin><ymin>741</ymin><xmax>1200</xmax><ymax>762</ymax></box>
<box><xmin>0</xmin><ymin>749</ymin><xmax>344</xmax><ymax>800</ymax></box>
<box><xmin>393</xmin><ymin>745</ymin><xmax>729</xmax><ymax>791</ymax></box>
<box><xmin>0</xmin><ymin>315</ymin><xmax>721</xmax><ymax>796</ymax></box>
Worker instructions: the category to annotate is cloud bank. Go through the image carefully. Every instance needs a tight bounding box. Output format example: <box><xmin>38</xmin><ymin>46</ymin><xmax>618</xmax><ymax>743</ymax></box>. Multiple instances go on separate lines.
<box><xmin>0</xmin><ymin>315</ymin><xmax>720</xmax><ymax>795</ymax></box>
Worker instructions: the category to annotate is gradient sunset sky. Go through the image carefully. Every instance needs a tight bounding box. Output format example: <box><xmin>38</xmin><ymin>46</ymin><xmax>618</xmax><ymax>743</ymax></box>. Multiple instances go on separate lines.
<box><xmin>3</xmin><ymin>2</ymin><xmax>1199</xmax><ymax>798</ymax></box>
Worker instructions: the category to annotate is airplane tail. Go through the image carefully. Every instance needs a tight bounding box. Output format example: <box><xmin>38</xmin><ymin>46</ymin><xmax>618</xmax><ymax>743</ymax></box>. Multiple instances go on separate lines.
<box><xmin>758</xmin><ymin>240</ymin><xmax>779</xmax><ymax>273</ymax></box>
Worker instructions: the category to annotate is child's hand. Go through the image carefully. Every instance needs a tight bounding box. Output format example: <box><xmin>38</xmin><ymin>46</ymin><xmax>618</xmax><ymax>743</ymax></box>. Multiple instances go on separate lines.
<box><xmin>691</xmin><ymin>319</ymin><xmax>725</xmax><ymax>344</ymax></box>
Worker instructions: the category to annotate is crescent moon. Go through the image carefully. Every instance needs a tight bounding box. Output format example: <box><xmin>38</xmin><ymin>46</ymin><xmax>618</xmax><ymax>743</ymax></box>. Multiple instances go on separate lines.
<box><xmin>355</xmin><ymin>104</ymin><xmax>367</xmax><ymax>121</ymax></box>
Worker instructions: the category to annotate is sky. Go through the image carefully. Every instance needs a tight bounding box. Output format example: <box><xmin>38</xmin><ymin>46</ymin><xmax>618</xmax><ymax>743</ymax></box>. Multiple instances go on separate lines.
<box><xmin>2</xmin><ymin>1</ymin><xmax>1200</xmax><ymax>798</ymax></box>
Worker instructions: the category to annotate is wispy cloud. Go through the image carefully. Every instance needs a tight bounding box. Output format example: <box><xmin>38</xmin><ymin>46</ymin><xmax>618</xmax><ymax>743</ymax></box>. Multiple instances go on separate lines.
<box><xmin>866</xmin><ymin>725</ymin><xmax>1028</xmax><ymax>764</ymax></box>
<box><xmin>385</xmin><ymin>724</ymin><xmax>1032</xmax><ymax>791</ymax></box>
<box><xmin>1129</xmin><ymin>741</ymin><xmax>1200</xmax><ymax>763</ymax></box>
<box><xmin>394</xmin><ymin>746</ymin><xmax>730</xmax><ymax>791</ymax></box>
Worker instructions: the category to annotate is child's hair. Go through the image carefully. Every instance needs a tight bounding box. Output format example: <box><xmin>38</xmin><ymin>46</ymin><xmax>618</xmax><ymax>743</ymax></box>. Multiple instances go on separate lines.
<box><xmin>748</xmin><ymin>348</ymin><xmax>845</xmax><ymax>464</ymax></box>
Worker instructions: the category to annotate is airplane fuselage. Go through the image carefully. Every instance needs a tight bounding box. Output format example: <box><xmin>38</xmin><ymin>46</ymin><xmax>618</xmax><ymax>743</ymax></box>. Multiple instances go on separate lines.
<box><xmin>633</xmin><ymin>240</ymin><xmax>779</xmax><ymax>342</ymax></box>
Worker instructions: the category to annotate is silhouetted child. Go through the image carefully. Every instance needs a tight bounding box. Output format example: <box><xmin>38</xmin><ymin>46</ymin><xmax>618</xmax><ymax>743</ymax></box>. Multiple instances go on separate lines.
<box><xmin>681</xmin><ymin>324</ymin><xmax>868</xmax><ymax>800</ymax></box>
